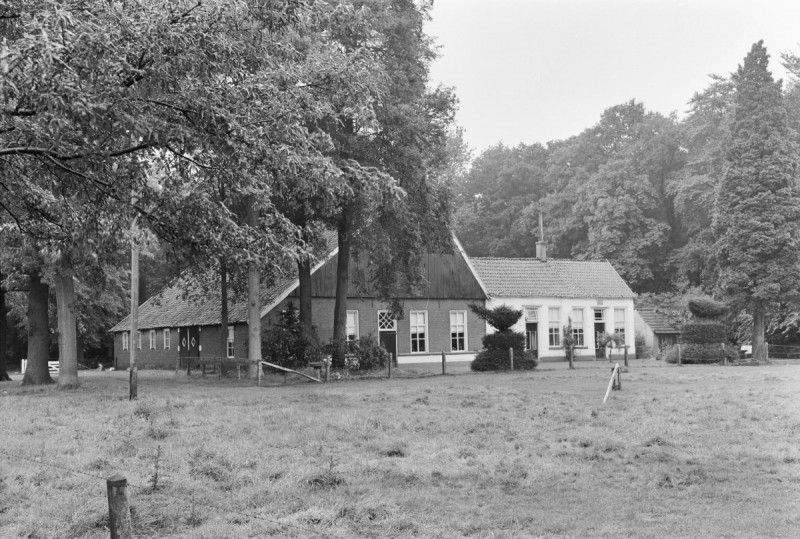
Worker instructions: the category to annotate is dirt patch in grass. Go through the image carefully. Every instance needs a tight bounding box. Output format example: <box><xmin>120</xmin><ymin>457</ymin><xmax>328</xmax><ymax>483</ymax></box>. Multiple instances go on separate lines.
<box><xmin>2</xmin><ymin>364</ymin><xmax>800</xmax><ymax>537</ymax></box>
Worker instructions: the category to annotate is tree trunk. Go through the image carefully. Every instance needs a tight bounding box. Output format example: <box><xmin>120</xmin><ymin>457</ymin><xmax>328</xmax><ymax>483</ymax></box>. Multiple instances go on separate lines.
<box><xmin>219</xmin><ymin>259</ymin><xmax>229</xmax><ymax>375</ymax></box>
<box><xmin>0</xmin><ymin>269</ymin><xmax>11</xmax><ymax>382</ymax></box>
<box><xmin>332</xmin><ymin>205</ymin><xmax>353</xmax><ymax>367</ymax></box>
<box><xmin>298</xmin><ymin>258</ymin><xmax>313</xmax><ymax>334</ymax></box>
<box><xmin>22</xmin><ymin>269</ymin><xmax>53</xmax><ymax>385</ymax></box>
<box><xmin>247</xmin><ymin>201</ymin><xmax>261</xmax><ymax>379</ymax></box>
<box><xmin>55</xmin><ymin>263</ymin><xmax>80</xmax><ymax>389</ymax></box>
<box><xmin>752</xmin><ymin>299</ymin><xmax>767</xmax><ymax>361</ymax></box>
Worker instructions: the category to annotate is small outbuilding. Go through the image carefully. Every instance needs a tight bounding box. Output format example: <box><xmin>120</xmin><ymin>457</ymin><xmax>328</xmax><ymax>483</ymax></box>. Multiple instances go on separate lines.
<box><xmin>634</xmin><ymin>308</ymin><xmax>681</xmax><ymax>355</ymax></box>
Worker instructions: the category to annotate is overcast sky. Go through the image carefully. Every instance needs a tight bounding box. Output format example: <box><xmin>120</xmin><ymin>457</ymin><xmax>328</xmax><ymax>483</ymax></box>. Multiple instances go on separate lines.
<box><xmin>426</xmin><ymin>0</ymin><xmax>800</xmax><ymax>154</ymax></box>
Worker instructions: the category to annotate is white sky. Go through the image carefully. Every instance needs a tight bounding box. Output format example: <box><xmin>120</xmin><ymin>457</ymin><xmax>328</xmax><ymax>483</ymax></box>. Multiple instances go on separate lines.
<box><xmin>426</xmin><ymin>0</ymin><xmax>800</xmax><ymax>154</ymax></box>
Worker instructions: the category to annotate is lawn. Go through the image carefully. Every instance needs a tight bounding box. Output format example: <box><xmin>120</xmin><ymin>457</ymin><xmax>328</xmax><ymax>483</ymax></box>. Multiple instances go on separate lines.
<box><xmin>1</xmin><ymin>360</ymin><xmax>799</xmax><ymax>538</ymax></box>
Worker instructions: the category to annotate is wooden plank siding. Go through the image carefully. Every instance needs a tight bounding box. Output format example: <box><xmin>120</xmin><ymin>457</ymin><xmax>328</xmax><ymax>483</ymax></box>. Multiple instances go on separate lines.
<box><xmin>292</xmin><ymin>250</ymin><xmax>486</xmax><ymax>300</ymax></box>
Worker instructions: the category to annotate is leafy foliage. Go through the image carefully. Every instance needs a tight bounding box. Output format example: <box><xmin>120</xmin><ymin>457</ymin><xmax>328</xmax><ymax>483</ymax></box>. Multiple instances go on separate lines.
<box><xmin>687</xmin><ymin>298</ymin><xmax>727</xmax><ymax>319</ymax></box>
<box><xmin>261</xmin><ymin>303</ymin><xmax>323</xmax><ymax>371</ymax></box>
<box><xmin>469</xmin><ymin>304</ymin><xmax>522</xmax><ymax>332</ymax></box>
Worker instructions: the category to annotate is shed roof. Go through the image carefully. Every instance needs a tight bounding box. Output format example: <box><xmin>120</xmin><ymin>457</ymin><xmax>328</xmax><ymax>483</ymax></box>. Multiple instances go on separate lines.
<box><xmin>636</xmin><ymin>308</ymin><xmax>681</xmax><ymax>334</ymax></box>
<box><xmin>469</xmin><ymin>257</ymin><xmax>636</xmax><ymax>299</ymax></box>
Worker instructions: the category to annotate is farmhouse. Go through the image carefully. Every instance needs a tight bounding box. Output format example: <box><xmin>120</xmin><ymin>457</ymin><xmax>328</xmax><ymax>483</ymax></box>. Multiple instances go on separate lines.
<box><xmin>634</xmin><ymin>308</ymin><xmax>680</xmax><ymax>355</ymax></box>
<box><xmin>109</xmin><ymin>237</ymin><xmax>488</xmax><ymax>368</ymax></box>
<box><xmin>469</xmin><ymin>244</ymin><xmax>637</xmax><ymax>362</ymax></box>
<box><xmin>110</xmin><ymin>235</ymin><xmax>639</xmax><ymax>367</ymax></box>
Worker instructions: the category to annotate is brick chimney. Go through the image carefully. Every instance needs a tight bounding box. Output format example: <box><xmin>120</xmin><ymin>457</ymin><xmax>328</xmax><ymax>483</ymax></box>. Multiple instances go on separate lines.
<box><xmin>536</xmin><ymin>211</ymin><xmax>547</xmax><ymax>261</ymax></box>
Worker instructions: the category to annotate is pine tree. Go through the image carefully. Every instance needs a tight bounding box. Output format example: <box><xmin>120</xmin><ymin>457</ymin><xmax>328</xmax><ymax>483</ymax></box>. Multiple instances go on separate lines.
<box><xmin>713</xmin><ymin>41</ymin><xmax>800</xmax><ymax>361</ymax></box>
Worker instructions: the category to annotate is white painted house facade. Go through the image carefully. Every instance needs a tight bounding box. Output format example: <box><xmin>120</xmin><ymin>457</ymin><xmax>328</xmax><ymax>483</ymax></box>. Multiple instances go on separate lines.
<box><xmin>469</xmin><ymin>251</ymin><xmax>637</xmax><ymax>362</ymax></box>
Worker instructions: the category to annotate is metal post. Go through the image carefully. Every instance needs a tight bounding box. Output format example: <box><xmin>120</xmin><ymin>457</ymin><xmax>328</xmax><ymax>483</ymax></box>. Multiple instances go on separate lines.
<box><xmin>388</xmin><ymin>353</ymin><xmax>392</xmax><ymax>379</ymax></box>
<box><xmin>509</xmin><ymin>347</ymin><xmax>514</xmax><ymax>370</ymax></box>
<box><xmin>441</xmin><ymin>351</ymin><xmax>446</xmax><ymax>375</ymax></box>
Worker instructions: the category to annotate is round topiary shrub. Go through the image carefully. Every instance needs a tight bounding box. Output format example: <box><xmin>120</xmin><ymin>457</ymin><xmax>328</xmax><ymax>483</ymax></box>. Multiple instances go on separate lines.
<box><xmin>469</xmin><ymin>304</ymin><xmax>537</xmax><ymax>371</ymax></box>
<box><xmin>688</xmin><ymin>298</ymin><xmax>727</xmax><ymax>319</ymax></box>
<box><xmin>471</xmin><ymin>350</ymin><xmax>537</xmax><ymax>371</ymax></box>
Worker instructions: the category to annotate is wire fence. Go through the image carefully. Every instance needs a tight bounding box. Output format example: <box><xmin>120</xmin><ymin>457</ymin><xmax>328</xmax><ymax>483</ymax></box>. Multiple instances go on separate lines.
<box><xmin>0</xmin><ymin>447</ymin><xmax>344</xmax><ymax>538</ymax></box>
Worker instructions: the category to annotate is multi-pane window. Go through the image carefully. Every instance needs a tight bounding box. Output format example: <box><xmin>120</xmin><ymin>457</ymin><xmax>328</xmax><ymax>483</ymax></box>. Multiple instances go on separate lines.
<box><xmin>227</xmin><ymin>326</ymin><xmax>235</xmax><ymax>358</ymax></box>
<box><xmin>572</xmin><ymin>308</ymin><xmax>585</xmax><ymax>346</ymax></box>
<box><xmin>594</xmin><ymin>309</ymin><xmax>605</xmax><ymax>322</ymax></box>
<box><xmin>163</xmin><ymin>328</ymin><xmax>171</xmax><ymax>349</ymax></box>
<box><xmin>150</xmin><ymin>329</ymin><xmax>157</xmax><ymax>350</ymax></box>
<box><xmin>378</xmin><ymin>311</ymin><xmax>396</xmax><ymax>331</ymax></box>
<box><xmin>122</xmin><ymin>332</ymin><xmax>129</xmax><ymax>351</ymax></box>
<box><xmin>346</xmin><ymin>311</ymin><xmax>359</xmax><ymax>342</ymax></box>
<box><xmin>614</xmin><ymin>308</ymin><xmax>626</xmax><ymax>344</ymax></box>
<box><xmin>450</xmin><ymin>310</ymin><xmax>467</xmax><ymax>352</ymax></box>
<box><xmin>137</xmin><ymin>331</ymin><xmax>142</xmax><ymax>350</ymax></box>
<box><xmin>524</xmin><ymin>307</ymin><xmax>539</xmax><ymax>322</ymax></box>
<box><xmin>410</xmin><ymin>311</ymin><xmax>428</xmax><ymax>353</ymax></box>
<box><xmin>548</xmin><ymin>307</ymin><xmax>561</xmax><ymax>347</ymax></box>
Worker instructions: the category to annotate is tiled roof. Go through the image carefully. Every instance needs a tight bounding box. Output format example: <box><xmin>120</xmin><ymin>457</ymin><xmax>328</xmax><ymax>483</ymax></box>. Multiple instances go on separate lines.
<box><xmin>469</xmin><ymin>257</ymin><xmax>636</xmax><ymax>299</ymax></box>
<box><xmin>636</xmin><ymin>308</ymin><xmax>681</xmax><ymax>334</ymax></box>
<box><xmin>109</xmin><ymin>230</ymin><xmax>337</xmax><ymax>333</ymax></box>
<box><xmin>108</xmin><ymin>274</ymin><xmax>298</xmax><ymax>332</ymax></box>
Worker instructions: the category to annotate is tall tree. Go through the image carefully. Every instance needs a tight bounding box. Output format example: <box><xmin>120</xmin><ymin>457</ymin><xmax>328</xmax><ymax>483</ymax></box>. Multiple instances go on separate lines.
<box><xmin>713</xmin><ymin>41</ymin><xmax>800</xmax><ymax>361</ymax></box>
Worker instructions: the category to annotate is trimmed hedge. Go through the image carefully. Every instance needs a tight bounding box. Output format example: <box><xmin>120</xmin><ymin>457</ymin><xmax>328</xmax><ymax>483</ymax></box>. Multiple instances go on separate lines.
<box><xmin>664</xmin><ymin>343</ymin><xmax>724</xmax><ymax>364</ymax></box>
<box><xmin>680</xmin><ymin>321</ymin><xmax>727</xmax><ymax>344</ymax></box>
<box><xmin>482</xmin><ymin>332</ymin><xmax>525</xmax><ymax>352</ymax></box>
<box><xmin>688</xmin><ymin>298</ymin><xmax>727</xmax><ymax>319</ymax></box>
<box><xmin>471</xmin><ymin>350</ymin><xmax>538</xmax><ymax>371</ymax></box>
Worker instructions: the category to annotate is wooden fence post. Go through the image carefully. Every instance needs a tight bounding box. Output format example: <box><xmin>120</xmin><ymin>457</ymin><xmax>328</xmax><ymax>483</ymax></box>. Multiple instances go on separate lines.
<box><xmin>677</xmin><ymin>343</ymin><xmax>682</xmax><ymax>366</ymax></box>
<box><xmin>722</xmin><ymin>343</ymin><xmax>727</xmax><ymax>366</ymax></box>
<box><xmin>441</xmin><ymin>351</ymin><xmax>446</xmax><ymax>375</ymax></box>
<box><xmin>107</xmin><ymin>475</ymin><xmax>132</xmax><ymax>539</ymax></box>
<box><xmin>509</xmin><ymin>347</ymin><xmax>514</xmax><ymax>371</ymax></box>
<box><xmin>623</xmin><ymin>345</ymin><xmax>629</xmax><ymax>367</ymax></box>
<box><xmin>388</xmin><ymin>353</ymin><xmax>392</xmax><ymax>379</ymax></box>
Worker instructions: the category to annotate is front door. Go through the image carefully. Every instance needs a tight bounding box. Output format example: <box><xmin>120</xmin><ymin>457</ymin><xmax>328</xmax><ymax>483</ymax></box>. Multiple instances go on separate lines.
<box><xmin>525</xmin><ymin>322</ymin><xmax>538</xmax><ymax>358</ymax></box>
<box><xmin>179</xmin><ymin>327</ymin><xmax>200</xmax><ymax>360</ymax></box>
<box><xmin>378</xmin><ymin>311</ymin><xmax>398</xmax><ymax>362</ymax></box>
<box><xmin>594</xmin><ymin>323</ymin><xmax>605</xmax><ymax>359</ymax></box>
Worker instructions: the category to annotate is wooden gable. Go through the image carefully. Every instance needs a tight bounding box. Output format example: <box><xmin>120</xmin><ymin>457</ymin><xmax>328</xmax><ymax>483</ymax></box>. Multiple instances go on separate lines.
<box><xmin>292</xmin><ymin>247</ymin><xmax>486</xmax><ymax>300</ymax></box>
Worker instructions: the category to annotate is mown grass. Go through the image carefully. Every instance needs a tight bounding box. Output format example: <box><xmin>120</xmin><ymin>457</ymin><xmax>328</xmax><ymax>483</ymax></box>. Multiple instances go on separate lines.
<box><xmin>1</xmin><ymin>361</ymin><xmax>799</xmax><ymax>538</ymax></box>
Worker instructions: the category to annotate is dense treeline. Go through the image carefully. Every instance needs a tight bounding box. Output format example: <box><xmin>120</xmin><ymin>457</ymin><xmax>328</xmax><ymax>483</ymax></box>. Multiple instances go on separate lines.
<box><xmin>455</xmin><ymin>43</ymin><xmax>800</xmax><ymax>348</ymax></box>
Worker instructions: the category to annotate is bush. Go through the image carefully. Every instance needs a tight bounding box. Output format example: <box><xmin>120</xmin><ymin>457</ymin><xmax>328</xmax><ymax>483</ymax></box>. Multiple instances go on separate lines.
<box><xmin>663</xmin><ymin>343</ymin><xmax>724</xmax><ymax>364</ymax></box>
<box><xmin>634</xmin><ymin>332</ymin><xmax>651</xmax><ymax>359</ymax></box>
<box><xmin>261</xmin><ymin>303</ymin><xmax>323</xmax><ymax>370</ymax></box>
<box><xmin>688</xmin><ymin>298</ymin><xmax>727</xmax><ymax>319</ymax></box>
<box><xmin>471</xmin><ymin>350</ymin><xmax>538</xmax><ymax>371</ymax></box>
<box><xmin>347</xmin><ymin>334</ymin><xmax>390</xmax><ymax>372</ymax></box>
<box><xmin>482</xmin><ymin>332</ymin><xmax>525</xmax><ymax>352</ymax></box>
<box><xmin>680</xmin><ymin>321</ymin><xmax>727</xmax><ymax>344</ymax></box>
<box><xmin>469</xmin><ymin>304</ymin><xmax>522</xmax><ymax>332</ymax></box>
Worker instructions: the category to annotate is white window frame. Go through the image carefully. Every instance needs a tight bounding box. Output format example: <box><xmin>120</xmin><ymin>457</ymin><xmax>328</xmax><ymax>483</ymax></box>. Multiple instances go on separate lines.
<box><xmin>410</xmin><ymin>310</ymin><xmax>428</xmax><ymax>353</ymax></box>
<box><xmin>378</xmin><ymin>310</ymin><xmax>397</xmax><ymax>331</ymax></box>
<box><xmin>571</xmin><ymin>308</ymin><xmax>585</xmax><ymax>347</ymax></box>
<box><xmin>548</xmin><ymin>307</ymin><xmax>561</xmax><ymax>347</ymax></box>
<box><xmin>594</xmin><ymin>308</ymin><xmax>605</xmax><ymax>321</ymax></box>
<box><xmin>614</xmin><ymin>308</ymin><xmax>626</xmax><ymax>345</ymax></box>
<box><xmin>524</xmin><ymin>306</ymin><xmax>540</xmax><ymax>322</ymax></box>
<box><xmin>345</xmin><ymin>310</ymin><xmax>359</xmax><ymax>342</ymax></box>
<box><xmin>450</xmin><ymin>310</ymin><xmax>468</xmax><ymax>352</ymax></box>
<box><xmin>163</xmin><ymin>328</ymin><xmax>171</xmax><ymax>349</ymax></box>
<box><xmin>149</xmin><ymin>329</ymin><xmax>156</xmax><ymax>350</ymax></box>
<box><xmin>227</xmin><ymin>325</ymin><xmax>235</xmax><ymax>358</ymax></box>
<box><xmin>122</xmin><ymin>332</ymin><xmax>129</xmax><ymax>351</ymax></box>
<box><xmin>137</xmin><ymin>331</ymin><xmax>142</xmax><ymax>350</ymax></box>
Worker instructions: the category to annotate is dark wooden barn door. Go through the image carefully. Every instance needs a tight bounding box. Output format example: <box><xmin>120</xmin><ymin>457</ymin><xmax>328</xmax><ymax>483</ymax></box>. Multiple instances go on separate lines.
<box><xmin>179</xmin><ymin>327</ymin><xmax>200</xmax><ymax>359</ymax></box>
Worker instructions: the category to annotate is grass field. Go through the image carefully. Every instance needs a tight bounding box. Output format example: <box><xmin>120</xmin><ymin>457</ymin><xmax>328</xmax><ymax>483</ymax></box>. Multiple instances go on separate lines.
<box><xmin>2</xmin><ymin>360</ymin><xmax>799</xmax><ymax>538</ymax></box>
